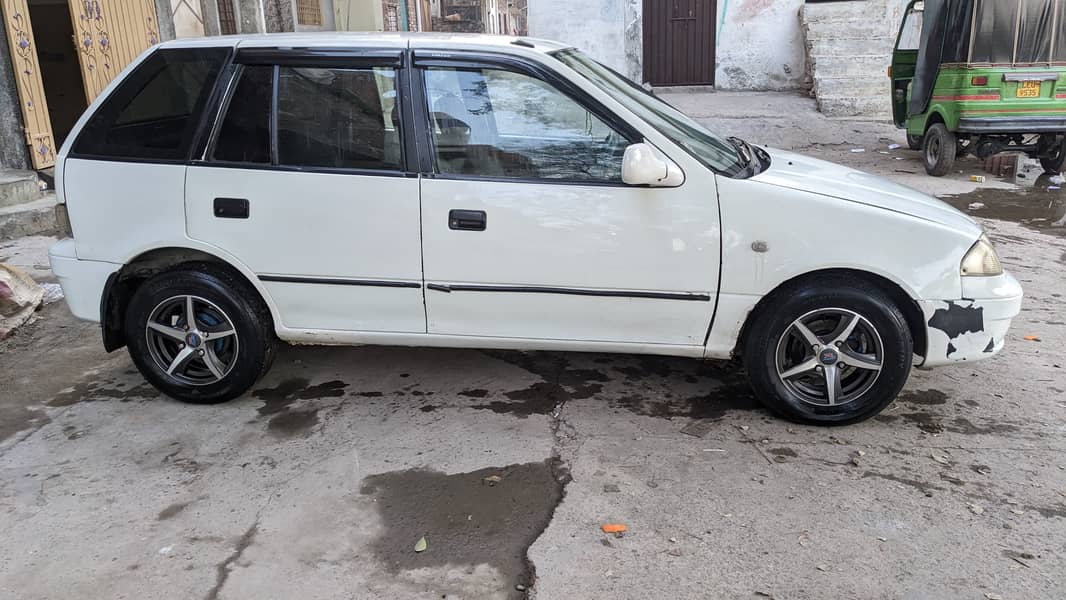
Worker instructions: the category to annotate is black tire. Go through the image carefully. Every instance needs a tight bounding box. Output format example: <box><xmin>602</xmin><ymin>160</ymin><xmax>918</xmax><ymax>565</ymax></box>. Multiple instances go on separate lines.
<box><xmin>742</xmin><ymin>276</ymin><xmax>913</xmax><ymax>425</ymax></box>
<box><xmin>922</xmin><ymin>123</ymin><xmax>956</xmax><ymax>176</ymax></box>
<box><xmin>906</xmin><ymin>133</ymin><xmax>923</xmax><ymax>151</ymax></box>
<box><xmin>1040</xmin><ymin>138</ymin><xmax>1066</xmax><ymax>174</ymax></box>
<box><xmin>124</xmin><ymin>263</ymin><xmax>276</xmax><ymax>404</ymax></box>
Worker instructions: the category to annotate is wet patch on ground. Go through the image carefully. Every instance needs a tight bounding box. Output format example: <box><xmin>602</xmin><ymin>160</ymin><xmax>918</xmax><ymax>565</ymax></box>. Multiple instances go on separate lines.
<box><xmin>252</xmin><ymin>378</ymin><xmax>348</xmax><ymax>437</ymax></box>
<box><xmin>877</xmin><ymin>410</ymin><xmax>1021</xmax><ymax>435</ymax></box>
<box><xmin>359</xmin><ymin>460</ymin><xmax>565</xmax><ymax>595</ymax></box>
<box><xmin>942</xmin><ymin>177</ymin><xmax>1066</xmax><ymax>238</ymax></box>
<box><xmin>471</xmin><ymin>351</ymin><xmax>610</xmax><ymax>417</ymax></box>
<box><xmin>614</xmin><ymin>361</ymin><xmax>759</xmax><ymax>420</ymax></box>
<box><xmin>48</xmin><ymin>377</ymin><xmax>160</xmax><ymax>407</ymax></box>
<box><xmin>897</xmin><ymin>389</ymin><xmax>950</xmax><ymax>406</ymax></box>
<box><xmin>0</xmin><ymin>405</ymin><xmax>51</xmax><ymax>444</ymax></box>
<box><xmin>157</xmin><ymin>500</ymin><xmax>194</xmax><ymax>520</ymax></box>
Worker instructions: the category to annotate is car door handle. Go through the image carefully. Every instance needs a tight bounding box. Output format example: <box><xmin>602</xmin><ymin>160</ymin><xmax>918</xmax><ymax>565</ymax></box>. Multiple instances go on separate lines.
<box><xmin>449</xmin><ymin>209</ymin><xmax>486</xmax><ymax>231</ymax></box>
<box><xmin>214</xmin><ymin>197</ymin><xmax>249</xmax><ymax>219</ymax></box>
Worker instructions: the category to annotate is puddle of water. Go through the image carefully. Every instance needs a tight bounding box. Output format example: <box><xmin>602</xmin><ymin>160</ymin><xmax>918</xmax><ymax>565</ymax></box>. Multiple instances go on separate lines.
<box><xmin>251</xmin><ymin>378</ymin><xmax>348</xmax><ymax>438</ymax></box>
<box><xmin>359</xmin><ymin>460</ymin><xmax>564</xmax><ymax>594</ymax></box>
<box><xmin>941</xmin><ymin>159</ymin><xmax>1066</xmax><ymax>236</ymax></box>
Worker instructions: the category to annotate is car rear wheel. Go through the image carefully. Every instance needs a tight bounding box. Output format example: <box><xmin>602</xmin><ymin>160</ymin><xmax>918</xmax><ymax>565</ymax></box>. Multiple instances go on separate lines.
<box><xmin>906</xmin><ymin>133</ymin><xmax>923</xmax><ymax>151</ymax></box>
<box><xmin>124</xmin><ymin>264</ymin><xmax>276</xmax><ymax>404</ymax></box>
<box><xmin>742</xmin><ymin>277</ymin><xmax>913</xmax><ymax>425</ymax></box>
<box><xmin>922</xmin><ymin>123</ymin><xmax>956</xmax><ymax>176</ymax></box>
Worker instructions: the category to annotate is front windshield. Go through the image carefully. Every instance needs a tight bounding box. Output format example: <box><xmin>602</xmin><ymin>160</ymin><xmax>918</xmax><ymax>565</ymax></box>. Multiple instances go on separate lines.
<box><xmin>554</xmin><ymin>49</ymin><xmax>749</xmax><ymax>178</ymax></box>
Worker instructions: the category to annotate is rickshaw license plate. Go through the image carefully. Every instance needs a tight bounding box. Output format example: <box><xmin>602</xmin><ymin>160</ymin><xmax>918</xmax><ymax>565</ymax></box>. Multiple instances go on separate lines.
<box><xmin>1017</xmin><ymin>80</ymin><xmax>1041</xmax><ymax>98</ymax></box>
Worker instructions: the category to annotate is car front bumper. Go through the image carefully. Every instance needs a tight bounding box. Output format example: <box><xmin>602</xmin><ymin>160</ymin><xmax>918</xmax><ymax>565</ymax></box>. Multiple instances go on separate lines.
<box><xmin>48</xmin><ymin>238</ymin><xmax>120</xmax><ymax>322</ymax></box>
<box><xmin>917</xmin><ymin>272</ymin><xmax>1024</xmax><ymax>368</ymax></box>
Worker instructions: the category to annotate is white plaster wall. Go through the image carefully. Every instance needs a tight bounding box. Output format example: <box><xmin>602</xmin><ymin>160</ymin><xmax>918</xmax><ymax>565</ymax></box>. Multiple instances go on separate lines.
<box><xmin>715</xmin><ymin>0</ymin><xmax>805</xmax><ymax>90</ymax></box>
<box><xmin>528</xmin><ymin>0</ymin><xmax>628</xmax><ymax>76</ymax></box>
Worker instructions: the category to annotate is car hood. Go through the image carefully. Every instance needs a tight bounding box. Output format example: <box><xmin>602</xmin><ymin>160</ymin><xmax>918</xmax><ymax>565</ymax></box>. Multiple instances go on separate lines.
<box><xmin>751</xmin><ymin>148</ymin><xmax>981</xmax><ymax>234</ymax></box>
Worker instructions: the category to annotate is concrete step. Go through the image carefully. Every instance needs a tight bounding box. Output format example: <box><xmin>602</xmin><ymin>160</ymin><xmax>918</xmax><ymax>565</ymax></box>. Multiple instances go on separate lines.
<box><xmin>0</xmin><ymin>193</ymin><xmax>57</xmax><ymax>241</ymax></box>
<box><xmin>809</xmin><ymin>55</ymin><xmax>892</xmax><ymax>79</ymax></box>
<box><xmin>0</xmin><ymin>170</ymin><xmax>42</xmax><ymax>210</ymax></box>
<box><xmin>802</xmin><ymin>1</ymin><xmax>892</xmax><ymax>25</ymax></box>
<box><xmin>816</xmin><ymin>94</ymin><xmax>893</xmax><ymax>118</ymax></box>
<box><xmin>813</xmin><ymin>76</ymin><xmax>891</xmax><ymax>98</ymax></box>
<box><xmin>804</xmin><ymin>20</ymin><xmax>888</xmax><ymax>40</ymax></box>
<box><xmin>807</xmin><ymin>36</ymin><xmax>895</xmax><ymax>58</ymax></box>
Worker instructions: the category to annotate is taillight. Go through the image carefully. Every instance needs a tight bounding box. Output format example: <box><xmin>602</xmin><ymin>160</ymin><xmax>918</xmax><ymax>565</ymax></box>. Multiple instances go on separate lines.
<box><xmin>972</xmin><ymin>76</ymin><xmax>989</xmax><ymax>86</ymax></box>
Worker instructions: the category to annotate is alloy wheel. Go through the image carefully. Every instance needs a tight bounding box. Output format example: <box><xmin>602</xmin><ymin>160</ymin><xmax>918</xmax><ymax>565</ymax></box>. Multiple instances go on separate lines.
<box><xmin>145</xmin><ymin>295</ymin><xmax>239</xmax><ymax>386</ymax></box>
<box><xmin>774</xmin><ymin>308</ymin><xmax>884</xmax><ymax>407</ymax></box>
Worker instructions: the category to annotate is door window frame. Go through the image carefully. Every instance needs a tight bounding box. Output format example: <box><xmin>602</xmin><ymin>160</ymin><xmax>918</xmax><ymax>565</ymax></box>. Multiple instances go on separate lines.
<box><xmin>410</xmin><ymin>50</ymin><xmax>643</xmax><ymax>187</ymax></box>
<box><xmin>196</xmin><ymin>47</ymin><xmax>417</xmax><ymax>178</ymax></box>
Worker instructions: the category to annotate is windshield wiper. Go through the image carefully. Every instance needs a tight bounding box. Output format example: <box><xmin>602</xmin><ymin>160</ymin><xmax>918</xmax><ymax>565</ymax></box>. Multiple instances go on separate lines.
<box><xmin>727</xmin><ymin>136</ymin><xmax>756</xmax><ymax>176</ymax></box>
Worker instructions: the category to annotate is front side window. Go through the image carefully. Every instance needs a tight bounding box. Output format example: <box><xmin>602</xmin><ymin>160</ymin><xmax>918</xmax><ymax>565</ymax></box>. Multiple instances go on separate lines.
<box><xmin>422</xmin><ymin>66</ymin><xmax>631</xmax><ymax>182</ymax></box>
<box><xmin>553</xmin><ymin>50</ymin><xmax>747</xmax><ymax>178</ymax></box>
<box><xmin>73</xmin><ymin>48</ymin><xmax>228</xmax><ymax>160</ymax></box>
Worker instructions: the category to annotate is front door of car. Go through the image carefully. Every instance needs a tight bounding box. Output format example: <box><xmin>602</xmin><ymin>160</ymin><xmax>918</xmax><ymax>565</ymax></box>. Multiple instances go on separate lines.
<box><xmin>186</xmin><ymin>51</ymin><xmax>425</xmax><ymax>334</ymax></box>
<box><xmin>414</xmin><ymin>54</ymin><xmax>720</xmax><ymax>346</ymax></box>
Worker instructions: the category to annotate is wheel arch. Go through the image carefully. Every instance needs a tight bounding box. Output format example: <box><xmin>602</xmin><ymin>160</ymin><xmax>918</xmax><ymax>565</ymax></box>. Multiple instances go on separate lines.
<box><xmin>101</xmin><ymin>246</ymin><xmax>275</xmax><ymax>352</ymax></box>
<box><xmin>734</xmin><ymin>268</ymin><xmax>927</xmax><ymax>362</ymax></box>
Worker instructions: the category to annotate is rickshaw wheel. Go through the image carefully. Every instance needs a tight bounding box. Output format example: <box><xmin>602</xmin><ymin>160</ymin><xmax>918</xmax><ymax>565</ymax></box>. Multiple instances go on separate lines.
<box><xmin>922</xmin><ymin>124</ymin><xmax>956</xmax><ymax>177</ymax></box>
<box><xmin>906</xmin><ymin>133</ymin><xmax>923</xmax><ymax>151</ymax></box>
<box><xmin>1039</xmin><ymin>138</ymin><xmax>1066</xmax><ymax>174</ymax></box>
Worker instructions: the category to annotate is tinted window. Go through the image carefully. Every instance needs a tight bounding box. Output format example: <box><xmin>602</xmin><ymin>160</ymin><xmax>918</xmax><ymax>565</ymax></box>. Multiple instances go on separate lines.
<box><xmin>277</xmin><ymin>66</ymin><xmax>402</xmax><ymax>170</ymax></box>
<box><xmin>213</xmin><ymin>65</ymin><xmax>273</xmax><ymax>164</ymax></box>
<box><xmin>423</xmin><ymin>67</ymin><xmax>630</xmax><ymax>182</ymax></box>
<box><xmin>73</xmin><ymin>48</ymin><xmax>227</xmax><ymax>160</ymax></box>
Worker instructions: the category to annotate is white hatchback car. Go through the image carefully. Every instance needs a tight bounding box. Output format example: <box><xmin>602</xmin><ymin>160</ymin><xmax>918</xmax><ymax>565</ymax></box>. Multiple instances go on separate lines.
<box><xmin>50</xmin><ymin>33</ymin><xmax>1022</xmax><ymax>425</ymax></box>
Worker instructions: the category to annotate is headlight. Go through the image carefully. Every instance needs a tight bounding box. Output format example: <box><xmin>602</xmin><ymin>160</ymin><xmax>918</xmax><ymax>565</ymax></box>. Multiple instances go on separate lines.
<box><xmin>960</xmin><ymin>234</ymin><xmax>1003</xmax><ymax>277</ymax></box>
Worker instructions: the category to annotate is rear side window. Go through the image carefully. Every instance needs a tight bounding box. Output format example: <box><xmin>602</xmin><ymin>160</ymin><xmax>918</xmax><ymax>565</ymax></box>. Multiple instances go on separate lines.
<box><xmin>72</xmin><ymin>48</ymin><xmax>228</xmax><ymax>160</ymax></box>
<box><xmin>213</xmin><ymin>66</ymin><xmax>273</xmax><ymax>164</ymax></box>
<box><xmin>276</xmin><ymin>66</ymin><xmax>402</xmax><ymax>171</ymax></box>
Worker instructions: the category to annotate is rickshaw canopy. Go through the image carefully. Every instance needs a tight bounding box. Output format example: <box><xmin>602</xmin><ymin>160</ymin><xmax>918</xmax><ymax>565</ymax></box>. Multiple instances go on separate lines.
<box><xmin>910</xmin><ymin>0</ymin><xmax>1066</xmax><ymax>116</ymax></box>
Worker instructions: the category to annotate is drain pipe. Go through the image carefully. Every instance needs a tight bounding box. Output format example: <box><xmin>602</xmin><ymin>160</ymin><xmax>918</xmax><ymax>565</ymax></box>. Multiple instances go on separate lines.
<box><xmin>400</xmin><ymin>0</ymin><xmax>410</xmax><ymax>31</ymax></box>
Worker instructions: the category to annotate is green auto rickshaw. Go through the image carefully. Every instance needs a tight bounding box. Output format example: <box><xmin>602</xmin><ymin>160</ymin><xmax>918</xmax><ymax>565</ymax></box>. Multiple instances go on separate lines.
<box><xmin>891</xmin><ymin>0</ymin><xmax>1066</xmax><ymax>176</ymax></box>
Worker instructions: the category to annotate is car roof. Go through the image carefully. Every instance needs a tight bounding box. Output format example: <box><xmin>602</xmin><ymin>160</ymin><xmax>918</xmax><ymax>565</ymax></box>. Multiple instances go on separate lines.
<box><xmin>157</xmin><ymin>32</ymin><xmax>574</xmax><ymax>54</ymax></box>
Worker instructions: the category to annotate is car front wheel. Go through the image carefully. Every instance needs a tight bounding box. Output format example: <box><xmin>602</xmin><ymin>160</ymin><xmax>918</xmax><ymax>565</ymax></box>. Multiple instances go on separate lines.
<box><xmin>742</xmin><ymin>277</ymin><xmax>913</xmax><ymax>425</ymax></box>
<box><xmin>124</xmin><ymin>264</ymin><xmax>276</xmax><ymax>404</ymax></box>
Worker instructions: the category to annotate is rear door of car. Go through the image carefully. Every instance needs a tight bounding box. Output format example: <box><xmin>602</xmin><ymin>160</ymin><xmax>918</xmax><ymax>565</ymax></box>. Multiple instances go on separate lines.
<box><xmin>185</xmin><ymin>45</ymin><xmax>426</xmax><ymax>334</ymax></box>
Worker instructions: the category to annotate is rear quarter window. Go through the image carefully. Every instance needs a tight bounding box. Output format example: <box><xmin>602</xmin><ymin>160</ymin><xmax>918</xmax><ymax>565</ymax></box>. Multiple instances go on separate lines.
<box><xmin>72</xmin><ymin>47</ymin><xmax>229</xmax><ymax>161</ymax></box>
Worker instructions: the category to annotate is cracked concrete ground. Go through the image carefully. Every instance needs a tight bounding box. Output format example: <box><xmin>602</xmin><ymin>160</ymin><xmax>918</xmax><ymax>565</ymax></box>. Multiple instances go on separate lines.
<box><xmin>2</xmin><ymin>92</ymin><xmax>1065</xmax><ymax>599</ymax></box>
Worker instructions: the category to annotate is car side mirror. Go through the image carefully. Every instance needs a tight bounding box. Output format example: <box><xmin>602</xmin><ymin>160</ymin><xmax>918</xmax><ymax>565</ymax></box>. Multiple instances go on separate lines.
<box><xmin>622</xmin><ymin>143</ymin><xmax>684</xmax><ymax>187</ymax></box>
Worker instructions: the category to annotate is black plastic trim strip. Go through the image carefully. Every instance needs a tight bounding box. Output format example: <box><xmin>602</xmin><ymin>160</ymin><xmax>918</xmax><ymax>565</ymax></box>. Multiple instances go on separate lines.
<box><xmin>259</xmin><ymin>275</ymin><xmax>422</xmax><ymax>289</ymax></box>
<box><xmin>235</xmin><ymin>47</ymin><xmax>404</xmax><ymax>67</ymax></box>
<box><xmin>426</xmin><ymin>283</ymin><xmax>710</xmax><ymax>302</ymax></box>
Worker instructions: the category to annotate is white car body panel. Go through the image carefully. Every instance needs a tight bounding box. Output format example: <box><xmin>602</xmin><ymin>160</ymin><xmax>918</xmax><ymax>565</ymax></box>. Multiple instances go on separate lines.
<box><xmin>420</xmin><ymin>177</ymin><xmax>718</xmax><ymax>345</ymax></box>
<box><xmin>185</xmin><ymin>167</ymin><xmax>425</xmax><ymax>333</ymax></box>
<box><xmin>48</xmin><ymin>33</ymin><xmax>1023</xmax><ymax>371</ymax></box>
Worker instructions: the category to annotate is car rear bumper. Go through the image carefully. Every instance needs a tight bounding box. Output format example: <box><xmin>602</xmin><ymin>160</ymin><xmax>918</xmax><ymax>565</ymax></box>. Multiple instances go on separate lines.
<box><xmin>917</xmin><ymin>272</ymin><xmax>1023</xmax><ymax>368</ymax></box>
<box><xmin>48</xmin><ymin>239</ymin><xmax>119</xmax><ymax>322</ymax></box>
<box><xmin>957</xmin><ymin>116</ymin><xmax>1066</xmax><ymax>133</ymax></box>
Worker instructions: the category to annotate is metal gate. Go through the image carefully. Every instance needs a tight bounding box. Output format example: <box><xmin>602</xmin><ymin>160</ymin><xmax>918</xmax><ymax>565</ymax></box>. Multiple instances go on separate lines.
<box><xmin>0</xmin><ymin>0</ymin><xmax>160</xmax><ymax>169</ymax></box>
<box><xmin>68</xmin><ymin>0</ymin><xmax>160</xmax><ymax>103</ymax></box>
<box><xmin>642</xmin><ymin>0</ymin><xmax>716</xmax><ymax>86</ymax></box>
<box><xmin>2</xmin><ymin>0</ymin><xmax>57</xmax><ymax>168</ymax></box>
